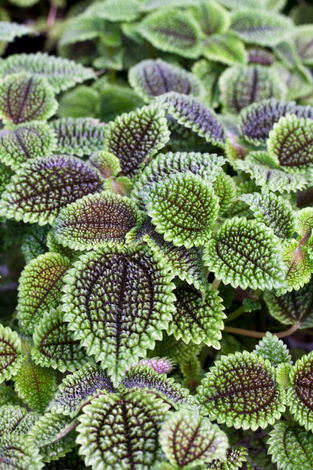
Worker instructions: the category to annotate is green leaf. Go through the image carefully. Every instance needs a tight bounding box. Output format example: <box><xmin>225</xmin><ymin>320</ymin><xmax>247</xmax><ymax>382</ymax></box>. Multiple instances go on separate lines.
<box><xmin>62</xmin><ymin>244</ymin><xmax>175</xmax><ymax>385</ymax></box>
<box><xmin>41</xmin><ymin>449</ymin><xmax>86</xmax><ymax>470</ymax></box>
<box><xmin>128</xmin><ymin>58</ymin><xmax>204</xmax><ymax>103</ymax></box>
<box><xmin>169</xmin><ymin>284</ymin><xmax>225</xmax><ymax>348</ymax></box>
<box><xmin>291</xmin><ymin>26</ymin><xmax>313</xmax><ymax>66</ymax></box>
<box><xmin>153</xmin><ymin>332</ymin><xmax>202</xmax><ymax>365</ymax></box>
<box><xmin>138</xmin><ymin>8</ymin><xmax>204</xmax><ymax>58</ymax></box>
<box><xmin>191</xmin><ymin>59</ymin><xmax>221</xmax><ymax>108</ymax></box>
<box><xmin>197</xmin><ymin>351</ymin><xmax>286</xmax><ymax>430</ymax></box>
<box><xmin>89</xmin><ymin>150</ymin><xmax>121</xmax><ymax>178</ymax></box>
<box><xmin>146</xmin><ymin>172</ymin><xmax>219</xmax><ymax>249</ymax></box>
<box><xmin>203</xmin><ymin>217</ymin><xmax>287</xmax><ymax>291</ymax></box>
<box><xmin>17</xmin><ymin>252</ymin><xmax>71</xmax><ymax>334</ymax></box>
<box><xmin>0</xmin><ymin>324</ymin><xmax>25</xmax><ymax>384</ymax></box>
<box><xmin>157</xmin><ymin>92</ymin><xmax>226</xmax><ymax>147</ymax></box>
<box><xmin>84</xmin><ymin>0</ymin><xmax>141</xmax><ymax>22</ymax></box>
<box><xmin>98</xmin><ymin>83</ymin><xmax>144</xmax><ymax>122</ymax></box>
<box><xmin>58</xmin><ymin>16</ymin><xmax>106</xmax><ymax>49</ymax></box>
<box><xmin>47</xmin><ymin>362</ymin><xmax>114</xmax><ymax>418</ymax></box>
<box><xmin>160</xmin><ymin>408</ymin><xmax>228</xmax><ymax>468</ymax></box>
<box><xmin>50</xmin><ymin>117</ymin><xmax>106</xmax><ymax>158</ymax></box>
<box><xmin>0</xmin><ymin>122</ymin><xmax>56</xmax><ymax>170</ymax></box>
<box><xmin>14</xmin><ymin>357</ymin><xmax>57</xmax><ymax>413</ymax></box>
<box><xmin>57</xmin><ymin>85</ymin><xmax>99</xmax><ymax>119</ymax></box>
<box><xmin>213</xmin><ymin>171</ymin><xmax>237</xmax><ymax>217</ymax></box>
<box><xmin>202</xmin><ymin>33</ymin><xmax>247</xmax><ymax>66</ymax></box>
<box><xmin>264</xmin><ymin>281</ymin><xmax>313</xmax><ymax>329</ymax></box>
<box><xmin>280</xmin><ymin>240</ymin><xmax>313</xmax><ymax>293</ymax></box>
<box><xmin>52</xmin><ymin>192</ymin><xmax>141</xmax><ymax>251</ymax></box>
<box><xmin>120</xmin><ymin>364</ymin><xmax>193</xmax><ymax>408</ymax></box>
<box><xmin>0</xmin><ymin>434</ymin><xmax>43</xmax><ymax>470</ymax></box>
<box><xmin>31</xmin><ymin>307</ymin><xmax>88</xmax><ymax>373</ymax></box>
<box><xmin>254</xmin><ymin>332</ymin><xmax>292</xmax><ymax>366</ymax></box>
<box><xmin>0</xmin><ymin>155</ymin><xmax>103</xmax><ymax>225</ymax></box>
<box><xmin>189</xmin><ymin>1</ymin><xmax>231</xmax><ymax>35</ymax></box>
<box><xmin>0</xmin><ymin>21</ymin><xmax>33</xmax><ymax>42</ymax></box>
<box><xmin>0</xmin><ymin>405</ymin><xmax>39</xmax><ymax>437</ymax></box>
<box><xmin>217</xmin><ymin>0</ymin><xmax>262</xmax><ymax>9</ymax></box>
<box><xmin>219</xmin><ymin>65</ymin><xmax>286</xmax><ymax>114</ymax></box>
<box><xmin>22</xmin><ymin>224</ymin><xmax>50</xmax><ymax>264</ymax></box>
<box><xmin>135</xmin><ymin>357</ymin><xmax>173</xmax><ymax>375</ymax></box>
<box><xmin>77</xmin><ymin>389</ymin><xmax>170</xmax><ymax>470</ymax></box>
<box><xmin>209</xmin><ymin>446</ymin><xmax>250</xmax><ymax>470</ymax></box>
<box><xmin>0</xmin><ymin>73</ymin><xmax>58</xmax><ymax>124</ymax></box>
<box><xmin>268</xmin><ymin>421</ymin><xmax>313</xmax><ymax>470</ymax></box>
<box><xmin>239</xmin><ymin>192</ymin><xmax>296</xmax><ymax>239</ymax></box>
<box><xmin>287</xmin><ymin>351</ymin><xmax>313</xmax><ymax>431</ymax></box>
<box><xmin>0</xmin><ymin>383</ymin><xmax>22</xmax><ymax>407</ymax></box>
<box><xmin>0</xmin><ymin>53</ymin><xmax>96</xmax><ymax>93</ymax></box>
<box><xmin>230</xmin><ymin>10</ymin><xmax>293</xmax><ymax>46</ymax></box>
<box><xmin>103</xmin><ymin>104</ymin><xmax>170</xmax><ymax>177</ymax></box>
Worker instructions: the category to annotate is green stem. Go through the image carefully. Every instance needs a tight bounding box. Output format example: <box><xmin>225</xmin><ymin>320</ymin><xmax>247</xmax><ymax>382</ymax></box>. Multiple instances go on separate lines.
<box><xmin>225</xmin><ymin>305</ymin><xmax>245</xmax><ymax>324</ymax></box>
<box><xmin>223</xmin><ymin>322</ymin><xmax>299</xmax><ymax>339</ymax></box>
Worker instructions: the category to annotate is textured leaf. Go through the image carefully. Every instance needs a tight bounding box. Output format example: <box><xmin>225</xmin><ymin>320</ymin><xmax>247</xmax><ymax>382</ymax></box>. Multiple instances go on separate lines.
<box><xmin>31</xmin><ymin>307</ymin><xmax>88</xmax><ymax>373</ymax></box>
<box><xmin>52</xmin><ymin>192</ymin><xmax>141</xmax><ymax>251</ymax></box>
<box><xmin>197</xmin><ymin>351</ymin><xmax>286</xmax><ymax>430</ymax></box>
<box><xmin>209</xmin><ymin>446</ymin><xmax>250</xmax><ymax>470</ymax></box>
<box><xmin>0</xmin><ymin>122</ymin><xmax>56</xmax><ymax>170</ymax></box>
<box><xmin>0</xmin><ymin>21</ymin><xmax>33</xmax><ymax>42</ymax></box>
<box><xmin>287</xmin><ymin>351</ymin><xmax>313</xmax><ymax>431</ymax></box>
<box><xmin>239</xmin><ymin>193</ymin><xmax>295</xmax><ymax>239</ymax></box>
<box><xmin>280</xmin><ymin>240</ymin><xmax>313</xmax><ymax>293</ymax></box>
<box><xmin>160</xmin><ymin>408</ymin><xmax>228</xmax><ymax>468</ymax></box>
<box><xmin>134</xmin><ymin>357</ymin><xmax>173</xmax><ymax>375</ymax></box>
<box><xmin>0</xmin><ymin>324</ymin><xmax>25</xmax><ymax>384</ymax></box>
<box><xmin>120</xmin><ymin>364</ymin><xmax>192</xmax><ymax>408</ymax></box>
<box><xmin>203</xmin><ymin>217</ymin><xmax>287</xmax><ymax>291</ymax></box>
<box><xmin>62</xmin><ymin>244</ymin><xmax>175</xmax><ymax>385</ymax></box>
<box><xmin>46</xmin><ymin>231</ymin><xmax>77</xmax><ymax>261</ymax></box>
<box><xmin>154</xmin><ymin>333</ymin><xmax>202</xmax><ymax>365</ymax></box>
<box><xmin>189</xmin><ymin>1</ymin><xmax>231</xmax><ymax>35</ymax></box>
<box><xmin>291</xmin><ymin>26</ymin><xmax>313</xmax><ymax>66</ymax></box>
<box><xmin>146</xmin><ymin>172</ymin><xmax>219</xmax><ymax>249</ymax></box>
<box><xmin>0</xmin><ymin>405</ymin><xmax>39</xmax><ymax>437</ymax></box>
<box><xmin>103</xmin><ymin>104</ymin><xmax>170</xmax><ymax>177</ymax></box>
<box><xmin>138</xmin><ymin>8</ymin><xmax>204</xmax><ymax>58</ymax></box>
<box><xmin>47</xmin><ymin>362</ymin><xmax>114</xmax><ymax>418</ymax></box>
<box><xmin>17</xmin><ymin>252</ymin><xmax>71</xmax><ymax>334</ymax></box>
<box><xmin>77</xmin><ymin>389</ymin><xmax>170</xmax><ymax>470</ymax></box>
<box><xmin>157</xmin><ymin>92</ymin><xmax>226</xmax><ymax>146</ymax></box>
<box><xmin>219</xmin><ymin>65</ymin><xmax>285</xmax><ymax>114</ymax></box>
<box><xmin>203</xmin><ymin>34</ymin><xmax>247</xmax><ymax>66</ymax></box>
<box><xmin>230</xmin><ymin>10</ymin><xmax>293</xmax><ymax>46</ymax></box>
<box><xmin>254</xmin><ymin>332</ymin><xmax>292</xmax><ymax>367</ymax></box>
<box><xmin>213</xmin><ymin>171</ymin><xmax>237</xmax><ymax>217</ymax></box>
<box><xmin>85</xmin><ymin>0</ymin><xmax>141</xmax><ymax>22</ymax></box>
<box><xmin>0</xmin><ymin>155</ymin><xmax>103</xmax><ymax>225</ymax></box>
<box><xmin>58</xmin><ymin>16</ymin><xmax>107</xmax><ymax>49</ymax></box>
<box><xmin>0</xmin><ymin>434</ymin><xmax>43</xmax><ymax>470</ymax></box>
<box><xmin>0</xmin><ymin>73</ymin><xmax>58</xmax><ymax>124</ymax></box>
<box><xmin>50</xmin><ymin>118</ymin><xmax>106</xmax><ymax>157</ymax></box>
<box><xmin>268</xmin><ymin>115</ymin><xmax>313</xmax><ymax>170</ymax></box>
<box><xmin>89</xmin><ymin>150</ymin><xmax>121</xmax><ymax>178</ymax></box>
<box><xmin>128</xmin><ymin>58</ymin><xmax>203</xmax><ymax>103</ymax></box>
<box><xmin>239</xmin><ymin>98</ymin><xmax>313</xmax><ymax>145</ymax></box>
<box><xmin>169</xmin><ymin>284</ymin><xmax>225</xmax><ymax>348</ymax></box>
<box><xmin>21</xmin><ymin>224</ymin><xmax>50</xmax><ymax>264</ymax></box>
<box><xmin>40</xmin><ymin>449</ymin><xmax>86</xmax><ymax>470</ymax></box>
<box><xmin>0</xmin><ymin>53</ymin><xmax>95</xmax><ymax>93</ymax></box>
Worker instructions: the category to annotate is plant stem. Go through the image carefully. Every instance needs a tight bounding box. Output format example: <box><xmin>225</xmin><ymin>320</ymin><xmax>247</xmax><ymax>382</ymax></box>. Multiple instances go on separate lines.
<box><xmin>223</xmin><ymin>322</ymin><xmax>299</xmax><ymax>339</ymax></box>
<box><xmin>212</xmin><ymin>277</ymin><xmax>221</xmax><ymax>290</ymax></box>
<box><xmin>47</xmin><ymin>2</ymin><xmax>58</xmax><ymax>28</ymax></box>
<box><xmin>225</xmin><ymin>305</ymin><xmax>245</xmax><ymax>324</ymax></box>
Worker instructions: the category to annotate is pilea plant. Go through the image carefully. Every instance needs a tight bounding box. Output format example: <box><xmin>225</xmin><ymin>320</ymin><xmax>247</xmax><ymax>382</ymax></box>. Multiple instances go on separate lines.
<box><xmin>1</xmin><ymin>1</ymin><xmax>313</xmax><ymax>469</ymax></box>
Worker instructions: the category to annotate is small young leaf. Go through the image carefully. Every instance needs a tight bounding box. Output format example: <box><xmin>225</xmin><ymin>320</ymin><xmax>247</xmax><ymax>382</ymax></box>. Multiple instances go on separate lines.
<box><xmin>103</xmin><ymin>104</ymin><xmax>170</xmax><ymax>177</ymax></box>
<box><xmin>0</xmin><ymin>73</ymin><xmax>58</xmax><ymax>124</ymax></box>
<box><xmin>128</xmin><ymin>58</ymin><xmax>204</xmax><ymax>103</ymax></box>
<box><xmin>254</xmin><ymin>332</ymin><xmax>292</xmax><ymax>366</ymax></box>
<box><xmin>0</xmin><ymin>155</ymin><xmax>103</xmax><ymax>225</ymax></box>
<box><xmin>0</xmin><ymin>21</ymin><xmax>33</xmax><ymax>42</ymax></box>
<box><xmin>0</xmin><ymin>434</ymin><xmax>43</xmax><ymax>470</ymax></box>
<box><xmin>53</xmin><ymin>192</ymin><xmax>141</xmax><ymax>251</ymax></box>
<box><xmin>89</xmin><ymin>150</ymin><xmax>121</xmax><ymax>178</ymax></box>
<box><xmin>157</xmin><ymin>92</ymin><xmax>226</xmax><ymax>146</ymax></box>
<box><xmin>280</xmin><ymin>240</ymin><xmax>313</xmax><ymax>293</ymax></box>
<box><xmin>159</xmin><ymin>408</ymin><xmax>228</xmax><ymax>468</ymax></box>
<box><xmin>213</xmin><ymin>171</ymin><xmax>237</xmax><ymax>217</ymax></box>
<box><xmin>202</xmin><ymin>33</ymin><xmax>247</xmax><ymax>66</ymax></box>
<box><xmin>203</xmin><ymin>217</ymin><xmax>287</xmax><ymax>291</ymax></box>
<box><xmin>17</xmin><ymin>252</ymin><xmax>71</xmax><ymax>334</ymax></box>
<box><xmin>138</xmin><ymin>8</ymin><xmax>204</xmax><ymax>58</ymax></box>
<box><xmin>0</xmin><ymin>53</ymin><xmax>96</xmax><ymax>93</ymax></box>
<box><xmin>135</xmin><ymin>357</ymin><xmax>173</xmax><ymax>375</ymax></box>
<box><xmin>146</xmin><ymin>172</ymin><xmax>219</xmax><ymax>249</ymax></box>
<box><xmin>0</xmin><ymin>122</ymin><xmax>56</xmax><ymax>170</ymax></box>
<box><xmin>0</xmin><ymin>324</ymin><xmax>25</xmax><ymax>384</ymax></box>
<box><xmin>197</xmin><ymin>351</ymin><xmax>286</xmax><ymax>430</ymax></box>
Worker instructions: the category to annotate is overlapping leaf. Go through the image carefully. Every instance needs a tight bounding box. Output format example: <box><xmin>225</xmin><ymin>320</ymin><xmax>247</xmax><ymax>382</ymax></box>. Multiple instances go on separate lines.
<box><xmin>89</xmin><ymin>150</ymin><xmax>121</xmax><ymax>178</ymax></box>
<box><xmin>84</xmin><ymin>0</ymin><xmax>141</xmax><ymax>22</ymax></box>
<box><xmin>21</xmin><ymin>224</ymin><xmax>50</xmax><ymax>264</ymax></box>
<box><xmin>213</xmin><ymin>171</ymin><xmax>237</xmax><ymax>217</ymax></box>
<box><xmin>0</xmin><ymin>434</ymin><xmax>43</xmax><ymax>470</ymax></box>
<box><xmin>209</xmin><ymin>446</ymin><xmax>250</xmax><ymax>469</ymax></box>
<box><xmin>0</xmin><ymin>155</ymin><xmax>103</xmax><ymax>225</ymax></box>
<box><xmin>280</xmin><ymin>240</ymin><xmax>313</xmax><ymax>293</ymax></box>
<box><xmin>254</xmin><ymin>332</ymin><xmax>292</xmax><ymax>367</ymax></box>
<box><xmin>57</xmin><ymin>85</ymin><xmax>99</xmax><ymax>119</ymax></box>
<box><xmin>189</xmin><ymin>1</ymin><xmax>231</xmax><ymax>35</ymax></box>
<box><xmin>291</xmin><ymin>26</ymin><xmax>313</xmax><ymax>66</ymax></box>
<box><xmin>202</xmin><ymin>33</ymin><xmax>247</xmax><ymax>66</ymax></box>
<box><xmin>0</xmin><ymin>21</ymin><xmax>33</xmax><ymax>42</ymax></box>
<box><xmin>0</xmin><ymin>405</ymin><xmax>39</xmax><ymax>437</ymax></box>
<box><xmin>0</xmin><ymin>324</ymin><xmax>25</xmax><ymax>383</ymax></box>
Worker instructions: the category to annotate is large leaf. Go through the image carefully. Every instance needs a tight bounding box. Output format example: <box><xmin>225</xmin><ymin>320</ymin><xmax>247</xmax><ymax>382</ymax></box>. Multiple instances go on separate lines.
<box><xmin>77</xmin><ymin>389</ymin><xmax>170</xmax><ymax>469</ymax></box>
<box><xmin>103</xmin><ymin>104</ymin><xmax>170</xmax><ymax>177</ymax></box>
<box><xmin>146</xmin><ymin>172</ymin><xmax>219</xmax><ymax>249</ymax></box>
<box><xmin>202</xmin><ymin>33</ymin><xmax>247</xmax><ymax>66</ymax></box>
<box><xmin>128</xmin><ymin>58</ymin><xmax>203</xmax><ymax>102</ymax></box>
<box><xmin>0</xmin><ymin>324</ymin><xmax>25</xmax><ymax>384</ymax></box>
<box><xmin>203</xmin><ymin>217</ymin><xmax>287</xmax><ymax>290</ymax></box>
<box><xmin>52</xmin><ymin>191</ymin><xmax>141</xmax><ymax>251</ymax></box>
<box><xmin>17</xmin><ymin>252</ymin><xmax>71</xmax><ymax>334</ymax></box>
<box><xmin>0</xmin><ymin>73</ymin><xmax>58</xmax><ymax>124</ymax></box>
<box><xmin>189</xmin><ymin>1</ymin><xmax>231</xmax><ymax>35</ymax></box>
<box><xmin>62</xmin><ymin>244</ymin><xmax>175</xmax><ymax>385</ymax></box>
<box><xmin>197</xmin><ymin>351</ymin><xmax>286</xmax><ymax>430</ymax></box>
<box><xmin>0</xmin><ymin>434</ymin><xmax>43</xmax><ymax>470</ymax></box>
<box><xmin>0</xmin><ymin>155</ymin><xmax>103</xmax><ymax>225</ymax></box>
<box><xmin>0</xmin><ymin>53</ymin><xmax>96</xmax><ymax>93</ymax></box>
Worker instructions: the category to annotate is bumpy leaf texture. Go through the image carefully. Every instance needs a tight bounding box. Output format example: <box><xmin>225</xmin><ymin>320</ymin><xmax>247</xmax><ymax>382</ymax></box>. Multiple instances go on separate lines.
<box><xmin>209</xmin><ymin>446</ymin><xmax>250</xmax><ymax>470</ymax></box>
<box><xmin>0</xmin><ymin>21</ymin><xmax>32</xmax><ymax>43</ymax></box>
<box><xmin>128</xmin><ymin>58</ymin><xmax>203</xmax><ymax>102</ymax></box>
<box><xmin>0</xmin><ymin>405</ymin><xmax>39</xmax><ymax>437</ymax></box>
<box><xmin>89</xmin><ymin>150</ymin><xmax>121</xmax><ymax>178</ymax></box>
<box><xmin>280</xmin><ymin>240</ymin><xmax>313</xmax><ymax>293</ymax></box>
<box><xmin>0</xmin><ymin>73</ymin><xmax>58</xmax><ymax>124</ymax></box>
<box><xmin>62</xmin><ymin>244</ymin><xmax>175</xmax><ymax>385</ymax></box>
<box><xmin>0</xmin><ymin>324</ymin><xmax>25</xmax><ymax>383</ymax></box>
<box><xmin>202</xmin><ymin>33</ymin><xmax>247</xmax><ymax>66</ymax></box>
<box><xmin>85</xmin><ymin>0</ymin><xmax>141</xmax><ymax>21</ymax></box>
<box><xmin>0</xmin><ymin>434</ymin><xmax>43</xmax><ymax>470</ymax></box>
<box><xmin>77</xmin><ymin>390</ymin><xmax>170</xmax><ymax>469</ymax></box>
<box><xmin>0</xmin><ymin>155</ymin><xmax>103</xmax><ymax>225</ymax></box>
<box><xmin>197</xmin><ymin>351</ymin><xmax>286</xmax><ymax>430</ymax></box>
<box><xmin>254</xmin><ymin>332</ymin><xmax>292</xmax><ymax>366</ymax></box>
<box><xmin>50</xmin><ymin>118</ymin><xmax>106</xmax><ymax>157</ymax></box>
<box><xmin>0</xmin><ymin>53</ymin><xmax>96</xmax><ymax>93</ymax></box>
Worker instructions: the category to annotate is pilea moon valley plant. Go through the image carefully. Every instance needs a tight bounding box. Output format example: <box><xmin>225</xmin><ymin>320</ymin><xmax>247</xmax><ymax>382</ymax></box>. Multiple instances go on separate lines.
<box><xmin>2</xmin><ymin>1</ymin><xmax>313</xmax><ymax>469</ymax></box>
